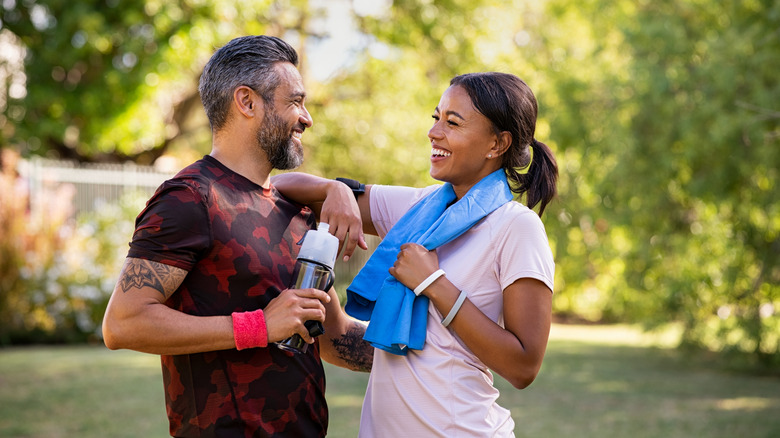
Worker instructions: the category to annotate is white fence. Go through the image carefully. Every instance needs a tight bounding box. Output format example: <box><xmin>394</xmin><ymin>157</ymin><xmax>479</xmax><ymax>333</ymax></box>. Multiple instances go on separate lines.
<box><xmin>15</xmin><ymin>156</ymin><xmax>376</xmax><ymax>282</ymax></box>
<box><xmin>17</xmin><ymin>157</ymin><xmax>174</xmax><ymax>215</ymax></box>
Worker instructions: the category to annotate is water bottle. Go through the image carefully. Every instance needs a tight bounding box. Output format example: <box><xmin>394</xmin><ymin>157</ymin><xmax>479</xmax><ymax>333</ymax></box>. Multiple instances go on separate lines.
<box><xmin>276</xmin><ymin>222</ymin><xmax>338</xmax><ymax>353</ymax></box>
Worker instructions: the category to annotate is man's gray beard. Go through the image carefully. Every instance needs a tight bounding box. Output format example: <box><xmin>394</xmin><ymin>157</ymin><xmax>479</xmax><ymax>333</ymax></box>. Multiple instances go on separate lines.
<box><xmin>257</xmin><ymin>110</ymin><xmax>304</xmax><ymax>171</ymax></box>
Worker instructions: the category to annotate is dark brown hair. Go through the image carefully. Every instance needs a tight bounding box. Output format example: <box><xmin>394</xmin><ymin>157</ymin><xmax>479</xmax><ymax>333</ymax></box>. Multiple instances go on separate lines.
<box><xmin>450</xmin><ymin>72</ymin><xmax>558</xmax><ymax>216</ymax></box>
<box><xmin>199</xmin><ymin>35</ymin><xmax>299</xmax><ymax>131</ymax></box>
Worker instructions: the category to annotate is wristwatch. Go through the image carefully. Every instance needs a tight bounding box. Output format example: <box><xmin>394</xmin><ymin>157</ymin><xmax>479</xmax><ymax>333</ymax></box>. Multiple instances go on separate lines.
<box><xmin>335</xmin><ymin>177</ymin><xmax>366</xmax><ymax>200</ymax></box>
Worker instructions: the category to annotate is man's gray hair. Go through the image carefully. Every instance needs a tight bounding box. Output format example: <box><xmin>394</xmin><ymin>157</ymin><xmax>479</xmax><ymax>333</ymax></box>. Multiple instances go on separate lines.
<box><xmin>198</xmin><ymin>35</ymin><xmax>298</xmax><ymax>131</ymax></box>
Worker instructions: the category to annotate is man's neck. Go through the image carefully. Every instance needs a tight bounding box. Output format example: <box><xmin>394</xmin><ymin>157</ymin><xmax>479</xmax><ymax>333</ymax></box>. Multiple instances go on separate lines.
<box><xmin>209</xmin><ymin>140</ymin><xmax>273</xmax><ymax>188</ymax></box>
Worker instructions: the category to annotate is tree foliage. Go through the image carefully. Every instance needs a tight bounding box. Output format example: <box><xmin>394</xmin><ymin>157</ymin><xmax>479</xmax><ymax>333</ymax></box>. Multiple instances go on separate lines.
<box><xmin>1</xmin><ymin>0</ymin><xmax>778</xmax><ymax>366</ymax></box>
<box><xmin>535</xmin><ymin>0</ymin><xmax>779</xmax><ymax>365</ymax></box>
<box><xmin>618</xmin><ymin>0</ymin><xmax>779</xmax><ymax>362</ymax></box>
<box><xmin>0</xmin><ymin>0</ymin><xmax>317</xmax><ymax>163</ymax></box>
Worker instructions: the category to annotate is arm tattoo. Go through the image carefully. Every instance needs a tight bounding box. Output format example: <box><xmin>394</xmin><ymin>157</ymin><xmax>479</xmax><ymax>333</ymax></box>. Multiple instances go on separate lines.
<box><xmin>329</xmin><ymin>323</ymin><xmax>374</xmax><ymax>372</ymax></box>
<box><xmin>118</xmin><ymin>258</ymin><xmax>187</xmax><ymax>299</ymax></box>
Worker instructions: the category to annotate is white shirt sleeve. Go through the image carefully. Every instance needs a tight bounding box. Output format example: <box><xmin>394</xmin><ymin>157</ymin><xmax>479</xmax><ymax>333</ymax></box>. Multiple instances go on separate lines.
<box><xmin>495</xmin><ymin>208</ymin><xmax>555</xmax><ymax>293</ymax></box>
<box><xmin>369</xmin><ymin>184</ymin><xmax>439</xmax><ymax>237</ymax></box>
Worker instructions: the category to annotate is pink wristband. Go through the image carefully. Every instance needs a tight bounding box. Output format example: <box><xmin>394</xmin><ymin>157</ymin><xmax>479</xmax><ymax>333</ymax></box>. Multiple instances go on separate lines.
<box><xmin>231</xmin><ymin>309</ymin><xmax>268</xmax><ymax>350</ymax></box>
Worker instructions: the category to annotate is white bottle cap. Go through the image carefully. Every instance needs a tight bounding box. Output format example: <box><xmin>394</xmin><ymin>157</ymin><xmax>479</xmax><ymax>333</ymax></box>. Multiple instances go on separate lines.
<box><xmin>297</xmin><ymin>222</ymin><xmax>339</xmax><ymax>269</ymax></box>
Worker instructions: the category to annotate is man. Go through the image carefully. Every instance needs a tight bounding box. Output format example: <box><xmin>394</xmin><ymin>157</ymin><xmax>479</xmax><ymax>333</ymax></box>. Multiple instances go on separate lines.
<box><xmin>102</xmin><ymin>35</ymin><xmax>372</xmax><ymax>437</ymax></box>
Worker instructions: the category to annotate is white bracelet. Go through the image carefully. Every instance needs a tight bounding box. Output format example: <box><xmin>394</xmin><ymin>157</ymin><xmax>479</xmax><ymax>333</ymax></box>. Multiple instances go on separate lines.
<box><xmin>413</xmin><ymin>269</ymin><xmax>446</xmax><ymax>296</ymax></box>
<box><xmin>441</xmin><ymin>290</ymin><xmax>467</xmax><ymax>327</ymax></box>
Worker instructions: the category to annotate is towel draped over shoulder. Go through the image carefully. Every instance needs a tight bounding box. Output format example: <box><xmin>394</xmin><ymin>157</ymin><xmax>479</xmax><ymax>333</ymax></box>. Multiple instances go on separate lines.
<box><xmin>345</xmin><ymin>169</ymin><xmax>514</xmax><ymax>355</ymax></box>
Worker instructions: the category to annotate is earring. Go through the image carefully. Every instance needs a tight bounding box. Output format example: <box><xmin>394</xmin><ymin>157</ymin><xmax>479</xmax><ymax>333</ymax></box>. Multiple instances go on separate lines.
<box><xmin>488</xmin><ymin>154</ymin><xmax>492</xmax><ymax>158</ymax></box>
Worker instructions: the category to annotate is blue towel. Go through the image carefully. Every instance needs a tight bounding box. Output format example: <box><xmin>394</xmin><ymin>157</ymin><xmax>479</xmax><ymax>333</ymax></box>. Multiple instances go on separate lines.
<box><xmin>345</xmin><ymin>169</ymin><xmax>514</xmax><ymax>355</ymax></box>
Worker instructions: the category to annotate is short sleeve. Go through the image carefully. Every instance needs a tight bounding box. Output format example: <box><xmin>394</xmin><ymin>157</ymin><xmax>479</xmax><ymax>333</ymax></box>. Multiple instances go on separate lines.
<box><xmin>495</xmin><ymin>210</ymin><xmax>555</xmax><ymax>293</ymax></box>
<box><xmin>127</xmin><ymin>179</ymin><xmax>211</xmax><ymax>271</ymax></box>
<box><xmin>369</xmin><ymin>184</ymin><xmax>439</xmax><ymax>237</ymax></box>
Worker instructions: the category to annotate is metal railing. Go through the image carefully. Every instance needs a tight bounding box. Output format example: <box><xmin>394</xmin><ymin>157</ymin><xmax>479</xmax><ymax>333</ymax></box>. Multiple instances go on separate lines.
<box><xmin>15</xmin><ymin>157</ymin><xmax>376</xmax><ymax>283</ymax></box>
<box><xmin>17</xmin><ymin>157</ymin><xmax>173</xmax><ymax>215</ymax></box>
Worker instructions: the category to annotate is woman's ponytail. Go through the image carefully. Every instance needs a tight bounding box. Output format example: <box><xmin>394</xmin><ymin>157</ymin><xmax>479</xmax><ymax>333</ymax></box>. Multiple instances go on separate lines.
<box><xmin>451</xmin><ymin>72</ymin><xmax>558</xmax><ymax>216</ymax></box>
<box><xmin>505</xmin><ymin>138</ymin><xmax>558</xmax><ymax>217</ymax></box>
<box><xmin>525</xmin><ymin>139</ymin><xmax>558</xmax><ymax>216</ymax></box>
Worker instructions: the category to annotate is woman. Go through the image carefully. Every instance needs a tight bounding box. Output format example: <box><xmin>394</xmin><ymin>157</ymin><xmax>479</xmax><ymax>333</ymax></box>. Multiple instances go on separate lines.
<box><xmin>274</xmin><ymin>72</ymin><xmax>557</xmax><ymax>437</ymax></box>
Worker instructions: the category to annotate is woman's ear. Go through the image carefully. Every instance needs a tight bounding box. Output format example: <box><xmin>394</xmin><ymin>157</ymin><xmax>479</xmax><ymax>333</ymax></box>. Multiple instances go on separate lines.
<box><xmin>491</xmin><ymin>131</ymin><xmax>512</xmax><ymax>158</ymax></box>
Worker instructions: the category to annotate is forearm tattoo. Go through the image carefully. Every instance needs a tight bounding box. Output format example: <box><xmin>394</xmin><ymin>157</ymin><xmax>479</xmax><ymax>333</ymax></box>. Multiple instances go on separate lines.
<box><xmin>329</xmin><ymin>323</ymin><xmax>374</xmax><ymax>372</ymax></box>
<box><xmin>118</xmin><ymin>258</ymin><xmax>186</xmax><ymax>299</ymax></box>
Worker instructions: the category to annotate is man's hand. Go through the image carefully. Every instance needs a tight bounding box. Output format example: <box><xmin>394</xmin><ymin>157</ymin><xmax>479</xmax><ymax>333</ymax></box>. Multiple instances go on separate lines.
<box><xmin>263</xmin><ymin>288</ymin><xmax>332</xmax><ymax>344</ymax></box>
<box><xmin>319</xmin><ymin>180</ymin><xmax>367</xmax><ymax>261</ymax></box>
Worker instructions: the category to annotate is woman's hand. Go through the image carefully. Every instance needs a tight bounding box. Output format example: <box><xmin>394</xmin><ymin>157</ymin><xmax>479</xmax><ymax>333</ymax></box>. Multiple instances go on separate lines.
<box><xmin>389</xmin><ymin>243</ymin><xmax>440</xmax><ymax>292</ymax></box>
<box><xmin>319</xmin><ymin>181</ymin><xmax>367</xmax><ymax>261</ymax></box>
<box><xmin>271</xmin><ymin>173</ymin><xmax>369</xmax><ymax>261</ymax></box>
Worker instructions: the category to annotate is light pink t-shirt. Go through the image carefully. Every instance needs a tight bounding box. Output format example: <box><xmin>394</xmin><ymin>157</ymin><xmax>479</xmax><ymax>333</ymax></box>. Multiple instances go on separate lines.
<box><xmin>358</xmin><ymin>184</ymin><xmax>555</xmax><ymax>437</ymax></box>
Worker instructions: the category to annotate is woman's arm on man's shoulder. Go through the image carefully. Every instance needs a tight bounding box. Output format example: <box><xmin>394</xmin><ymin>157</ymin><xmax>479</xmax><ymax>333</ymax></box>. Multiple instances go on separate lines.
<box><xmin>272</xmin><ymin>172</ymin><xmax>376</xmax><ymax>260</ymax></box>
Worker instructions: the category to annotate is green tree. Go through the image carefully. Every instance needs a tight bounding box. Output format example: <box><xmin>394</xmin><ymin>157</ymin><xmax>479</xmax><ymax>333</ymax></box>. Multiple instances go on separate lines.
<box><xmin>618</xmin><ymin>0</ymin><xmax>779</xmax><ymax>364</ymax></box>
<box><xmin>3</xmin><ymin>0</ymin><xmax>778</xmax><ymax>367</ymax></box>
<box><xmin>0</xmin><ymin>0</ymin><xmax>315</xmax><ymax>163</ymax></box>
<box><xmin>536</xmin><ymin>0</ymin><xmax>779</xmax><ymax>365</ymax></box>
<box><xmin>302</xmin><ymin>0</ymin><xmax>542</xmax><ymax>186</ymax></box>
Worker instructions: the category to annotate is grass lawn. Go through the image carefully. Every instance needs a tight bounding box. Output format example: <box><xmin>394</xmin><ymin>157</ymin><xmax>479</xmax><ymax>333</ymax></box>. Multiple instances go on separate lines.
<box><xmin>1</xmin><ymin>324</ymin><xmax>778</xmax><ymax>437</ymax></box>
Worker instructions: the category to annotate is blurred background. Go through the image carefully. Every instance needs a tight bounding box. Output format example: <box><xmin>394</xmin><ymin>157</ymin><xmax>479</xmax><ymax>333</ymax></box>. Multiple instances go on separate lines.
<box><xmin>0</xmin><ymin>0</ymin><xmax>778</xmax><ymax>435</ymax></box>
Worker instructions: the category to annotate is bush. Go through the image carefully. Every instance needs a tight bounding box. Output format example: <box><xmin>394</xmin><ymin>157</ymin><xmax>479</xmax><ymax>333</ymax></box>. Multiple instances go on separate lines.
<box><xmin>0</xmin><ymin>150</ymin><xmax>145</xmax><ymax>345</ymax></box>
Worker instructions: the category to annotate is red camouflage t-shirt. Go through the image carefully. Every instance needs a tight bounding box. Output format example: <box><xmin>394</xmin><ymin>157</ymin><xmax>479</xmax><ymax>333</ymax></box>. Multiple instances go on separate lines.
<box><xmin>128</xmin><ymin>155</ymin><xmax>327</xmax><ymax>438</ymax></box>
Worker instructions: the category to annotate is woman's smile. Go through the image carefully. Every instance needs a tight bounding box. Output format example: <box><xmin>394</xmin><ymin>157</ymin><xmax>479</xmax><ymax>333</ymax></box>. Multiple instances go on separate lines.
<box><xmin>427</xmin><ymin>85</ymin><xmax>502</xmax><ymax>198</ymax></box>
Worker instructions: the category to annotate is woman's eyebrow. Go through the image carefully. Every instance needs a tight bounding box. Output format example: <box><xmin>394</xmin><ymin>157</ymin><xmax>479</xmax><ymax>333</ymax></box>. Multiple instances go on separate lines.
<box><xmin>434</xmin><ymin>107</ymin><xmax>465</xmax><ymax>120</ymax></box>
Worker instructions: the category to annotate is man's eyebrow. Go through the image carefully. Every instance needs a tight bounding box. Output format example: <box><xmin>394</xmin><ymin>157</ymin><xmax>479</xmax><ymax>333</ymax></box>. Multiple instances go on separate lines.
<box><xmin>289</xmin><ymin>90</ymin><xmax>306</xmax><ymax>100</ymax></box>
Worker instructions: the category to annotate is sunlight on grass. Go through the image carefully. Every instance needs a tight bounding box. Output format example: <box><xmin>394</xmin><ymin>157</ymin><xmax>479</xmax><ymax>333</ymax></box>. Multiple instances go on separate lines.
<box><xmin>550</xmin><ymin>323</ymin><xmax>682</xmax><ymax>348</ymax></box>
<box><xmin>326</xmin><ymin>394</ymin><xmax>365</xmax><ymax>408</ymax></box>
<box><xmin>2</xmin><ymin>326</ymin><xmax>779</xmax><ymax>438</ymax></box>
<box><xmin>716</xmin><ymin>397</ymin><xmax>776</xmax><ymax>412</ymax></box>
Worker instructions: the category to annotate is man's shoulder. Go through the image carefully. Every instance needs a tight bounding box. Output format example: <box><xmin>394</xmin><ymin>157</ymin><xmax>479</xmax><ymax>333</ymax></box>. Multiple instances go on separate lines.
<box><xmin>171</xmin><ymin>157</ymin><xmax>219</xmax><ymax>184</ymax></box>
<box><xmin>163</xmin><ymin>156</ymin><xmax>240</xmax><ymax>198</ymax></box>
